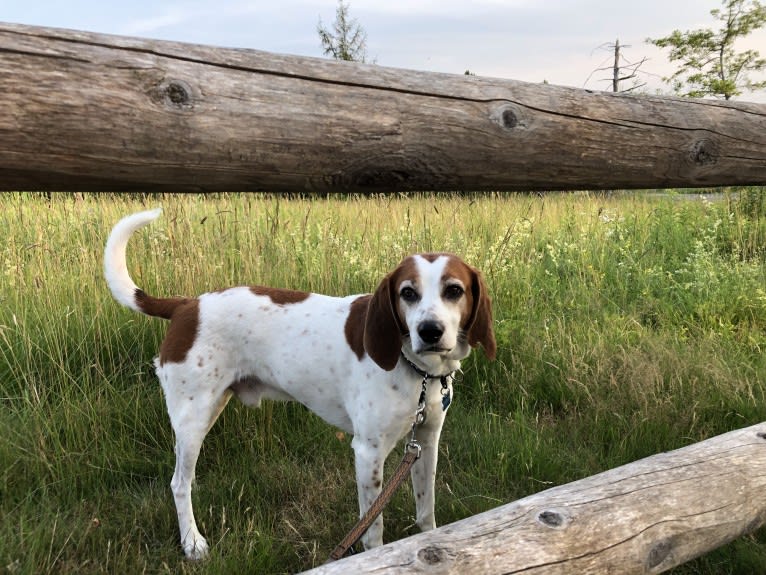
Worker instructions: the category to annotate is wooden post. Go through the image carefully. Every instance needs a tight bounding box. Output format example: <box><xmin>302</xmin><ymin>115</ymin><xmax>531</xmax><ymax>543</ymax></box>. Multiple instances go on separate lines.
<box><xmin>1</xmin><ymin>22</ymin><xmax>765</xmax><ymax>193</ymax></box>
<box><xmin>305</xmin><ymin>422</ymin><xmax>766</xmax><ymax>574</ymax></box>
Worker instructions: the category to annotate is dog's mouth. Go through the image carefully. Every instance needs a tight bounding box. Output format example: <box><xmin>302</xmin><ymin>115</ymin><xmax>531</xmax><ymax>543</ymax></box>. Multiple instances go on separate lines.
<box><xmin>416</xmin><ymin>345</ymin><xmax>452</xmax><ymax>355</ymax></box>
<box><xmin>403</xmin><ymin>333</ymin><xmax>455</xmax><ymax>356</ymax></box>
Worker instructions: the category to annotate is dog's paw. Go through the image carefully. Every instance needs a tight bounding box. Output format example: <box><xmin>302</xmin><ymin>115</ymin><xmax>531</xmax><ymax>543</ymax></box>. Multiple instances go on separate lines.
<box><xmin>182</xmin><ymin>536</ymin><xmax>209</xmax><ymax>561</ymax></box>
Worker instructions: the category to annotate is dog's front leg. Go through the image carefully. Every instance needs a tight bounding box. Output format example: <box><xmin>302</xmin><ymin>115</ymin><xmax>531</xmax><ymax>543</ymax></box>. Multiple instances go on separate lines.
<box><xmin>350</xmin><ymin>437</ymin><xmax>387</xmax><ymax>548</ymax></box>
<box><xmin>410</xmin><ymin>409</ymin><xmax>447</xmax><ymax>533</ymax></box>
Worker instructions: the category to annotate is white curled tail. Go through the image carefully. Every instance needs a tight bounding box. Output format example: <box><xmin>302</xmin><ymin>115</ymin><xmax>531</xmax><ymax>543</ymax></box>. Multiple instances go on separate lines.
<box><xmin>103</xmin><ymin>208</ymin><xmax>163</xmax><ymax>313</ymax></box>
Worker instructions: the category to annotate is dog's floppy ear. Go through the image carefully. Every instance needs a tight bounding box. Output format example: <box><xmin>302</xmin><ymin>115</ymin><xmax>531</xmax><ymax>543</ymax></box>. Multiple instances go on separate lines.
<box><xmin>364</xmin><ymin>272</ymin><xmax>404</xmax><ymax>371</ymax></box>
<box><xmin>466</xmin><ymin>267</ymin><xmax>496</xmax><ymax>360</ymax></box>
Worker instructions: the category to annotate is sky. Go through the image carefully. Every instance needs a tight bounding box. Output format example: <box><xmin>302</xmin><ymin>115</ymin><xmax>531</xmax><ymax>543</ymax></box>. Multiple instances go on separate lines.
<box><xmin>3</xmin><ymin>0</ymin><xmax>766</xmax><ymax>102</ymax></box>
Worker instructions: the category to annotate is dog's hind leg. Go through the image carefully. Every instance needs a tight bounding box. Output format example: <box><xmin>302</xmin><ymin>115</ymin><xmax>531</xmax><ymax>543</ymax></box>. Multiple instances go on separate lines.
<box><xmin>159</xmin><ymin>365</ymin><xmax>232</xmax><ymax>560</ymax></box>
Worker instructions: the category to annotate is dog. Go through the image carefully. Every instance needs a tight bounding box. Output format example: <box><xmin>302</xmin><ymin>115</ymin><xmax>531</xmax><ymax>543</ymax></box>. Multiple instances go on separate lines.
<box><xmin>104</xmin><ymin>208</ymin><xmax>496</xmax><ymax>559</ymax></box>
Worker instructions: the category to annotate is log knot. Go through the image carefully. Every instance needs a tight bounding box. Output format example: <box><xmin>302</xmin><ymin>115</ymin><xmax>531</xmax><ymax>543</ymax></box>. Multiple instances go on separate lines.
<box><xmin>536</xmin><ymin>508</ymin><xmax>569</xmax><ymax>529</ymax></box>
<box><xmin>417</xmin><ymin>546</ymin><xmax>448</xmax><ymax>566</ymax></box>
<box><xmin>150</xmin><ymin>79</ymin><xmax>195</xmax><ymax>111</ymax></box>
<box><xmin>502</xmin><ymin>108</ymin><xmax>518</xmax><ymax>129</ymax></box>
<box><xmin>490</xmin><ymin>103</ymin><xmax>526</xmax><ymax>132</ymax></box>
<box><xmin>689</xmin><ymin>139</ymin><xmax>718</xmax><ymax>167</ymax></box>
<box><xmin>166</xmin><ymin>82</ymin><xmax>190</xmax><ymax>106</ymax></box>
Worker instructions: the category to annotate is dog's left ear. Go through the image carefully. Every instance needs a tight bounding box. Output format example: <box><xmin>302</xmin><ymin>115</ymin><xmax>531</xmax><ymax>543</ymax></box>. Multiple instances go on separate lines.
<box><xmin>364</xmin><ymin>272</ymin><xmax>404</xmax><ymax>371</ymax></box>
<box><xmin>466</xmin><ymin>267</ymin><xmax>497</xmax><ymax>360</ymax></box>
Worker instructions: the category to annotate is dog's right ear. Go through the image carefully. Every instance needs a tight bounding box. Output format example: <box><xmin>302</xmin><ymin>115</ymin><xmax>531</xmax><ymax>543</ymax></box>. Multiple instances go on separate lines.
<box><xmin>363</xmin><ymin>272</ymin><xmax>404</xmax><ymax>371</ymax></box>
<box><xmin>465</xmin><ymin>266</ymin><xmax>497</xmax><ymax>361</ymax></box>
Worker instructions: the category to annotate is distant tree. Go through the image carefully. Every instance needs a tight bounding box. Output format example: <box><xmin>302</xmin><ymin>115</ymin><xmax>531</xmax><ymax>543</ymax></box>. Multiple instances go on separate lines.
<box><xmin>647</xmin><ymin>0</ymin><xmax>766</xmax><ymax>99</ymax></box>
<box><xmin>317</xmin><ymin>0</ymin><xmax>368</xmax><ymax>63</ymax></box>
<box><xmin>586</xmin><ymin>39</ymin><xmax>648</xmax><ymax>93</ymax></box>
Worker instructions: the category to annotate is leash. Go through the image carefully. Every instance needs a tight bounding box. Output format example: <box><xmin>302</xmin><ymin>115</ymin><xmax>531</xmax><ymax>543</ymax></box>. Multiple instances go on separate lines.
<box><xmin>326</xmin><ymin>442</ymin><xmax>421</xmax><ymax>562</ymax></box>
<box><xmin>326</xmin><ymin>356</ymin><xmax>455</xmax><ymax>563</ymax></box>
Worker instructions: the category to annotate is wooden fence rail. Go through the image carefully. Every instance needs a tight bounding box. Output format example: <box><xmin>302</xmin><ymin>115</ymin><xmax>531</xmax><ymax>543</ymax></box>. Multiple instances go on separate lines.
<box><xmin>304</xmin><ymin>422</ymin><xmax>766</xmax><ymax>574</ymax></box>
<box><xmin>1</xmin><ymin>21</ymin><xmax>765</xmax><ymax>193</ymax></box>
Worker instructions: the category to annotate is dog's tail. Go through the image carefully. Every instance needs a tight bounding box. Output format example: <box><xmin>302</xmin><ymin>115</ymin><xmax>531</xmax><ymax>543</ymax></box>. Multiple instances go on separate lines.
<box><xmin>104</xmin><ymin>208</ymin><xmax>187</xmax><ymax>320</ymax></box>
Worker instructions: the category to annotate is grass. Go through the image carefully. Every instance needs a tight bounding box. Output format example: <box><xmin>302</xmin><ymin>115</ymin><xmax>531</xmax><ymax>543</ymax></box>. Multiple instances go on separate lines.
<box><xmin>2</xmin><ymin>190</ymin><xmax>766</xmax><ymax>574</ymax></box>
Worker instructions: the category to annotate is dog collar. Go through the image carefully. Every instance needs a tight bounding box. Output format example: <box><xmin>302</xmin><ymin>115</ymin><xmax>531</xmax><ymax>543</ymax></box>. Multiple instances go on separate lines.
<box><xmin>400</xmin><ymin>352</ymin><xmax>454</xmax><ymax>413</ymax></box>
<box><xmin>400</xmin><ymin>352</ymin><xmax>454</xmax><ymax>382</ymax></box>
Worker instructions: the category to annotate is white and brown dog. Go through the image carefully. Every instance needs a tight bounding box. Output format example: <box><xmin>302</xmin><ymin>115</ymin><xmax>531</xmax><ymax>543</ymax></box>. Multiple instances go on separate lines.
<box><xmin>104</xmin><ymin>208</ymin><xmax>495</xmax><ymax>559</ymax></box>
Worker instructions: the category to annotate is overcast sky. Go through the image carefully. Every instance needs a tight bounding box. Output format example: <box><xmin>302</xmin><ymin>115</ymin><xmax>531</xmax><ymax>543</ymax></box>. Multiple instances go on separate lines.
<box><xmin>3</xmin><ymin>0</ymin><xmax>766</xmax><ymax>102</ymax></box>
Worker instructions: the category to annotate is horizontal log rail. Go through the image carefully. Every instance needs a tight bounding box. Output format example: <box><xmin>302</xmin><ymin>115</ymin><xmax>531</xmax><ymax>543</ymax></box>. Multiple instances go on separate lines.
<box><xmin>305</xmin><ymin>422</ymin><xmax>766</xmax><ymax>574</ymax></box>
<box><xmin>1</xmin><ymin>21</ymin><xmax>765</xmax><ymax>193</ymax></box>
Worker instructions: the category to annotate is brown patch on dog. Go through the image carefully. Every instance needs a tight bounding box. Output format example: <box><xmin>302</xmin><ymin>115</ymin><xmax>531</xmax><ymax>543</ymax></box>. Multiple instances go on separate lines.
<box><xmin>363</xmin><ymin>256</ymin><xmax>418</xmax><ymax>370</ymax></box>
<box><xmin>442</xmin><ymin>256</ymin><xmax>476</xmax><ymax>327</ymax></box>
<box><xmin>419</xmin><ymin>253</ymin><xmax>446</xmax><ymax>263</ymax></box>
<box><xmin>159</xmin><ymin>299</ymin><xmax>200</xmax><ymax>365</ymax></box>
<box><xmin>444</xmin><ymin>256</ymin><xmax>497</xmax><ymax>360</ymax></box>
<box><xmin>135</xmin><ymin>288</ymin><xmax>191</xmax><ymax>320</ymax></box>
<box><xmin>345</xmin><ymin>295</ymin><xmax>371</xmax><ymax>360</ymax></box>
<box><xmin>250</xmin><ymin>286</ymin><xmax>310</xmax><ymax>305</ymax></box>
<box><xmin>395</xmin><ymin>255</ymin><xmax>421</xmax><ymax>282</ymax></box>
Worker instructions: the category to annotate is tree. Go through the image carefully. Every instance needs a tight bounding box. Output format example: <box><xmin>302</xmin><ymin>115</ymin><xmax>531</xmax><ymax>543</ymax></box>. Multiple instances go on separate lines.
<box><xmin>647</xmin><ymin>0</ymin><xmax>766</xmax><ymax>99</ymax></box>
<box><xmin>317</xmin><ymin>0</ymin><xmax>368</xmax><ymax>63</ymax></box>
<box><xmin>586</xmin><ymin>39</ymin><xmax>648</xmax><ymax>93</ymax></box>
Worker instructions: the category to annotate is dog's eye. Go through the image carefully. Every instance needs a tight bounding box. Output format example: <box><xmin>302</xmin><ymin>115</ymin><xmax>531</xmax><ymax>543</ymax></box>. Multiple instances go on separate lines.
<box><xmin>400</xmin><ymin>287</ymin><xmax>419</xmax><ymax>303</ymax></box>
<box><xmin>444</xmin><ymin>285</ymin><xmax>464</xmax><ymax>300</ymax></box>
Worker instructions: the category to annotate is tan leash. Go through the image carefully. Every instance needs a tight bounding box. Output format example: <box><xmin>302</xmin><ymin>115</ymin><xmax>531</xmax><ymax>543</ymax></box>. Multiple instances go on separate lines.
<box><xmin>326</xmin><ymin>445</ymin><xmax>421</xmax><ymax>562</ymax></box>
<box><xmin>327</xmin><ymin>360</ymin><xmax>455</xmax><ymax>563</ymax></box>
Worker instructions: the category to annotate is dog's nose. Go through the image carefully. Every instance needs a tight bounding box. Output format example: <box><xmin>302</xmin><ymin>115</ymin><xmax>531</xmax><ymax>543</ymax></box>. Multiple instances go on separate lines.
<box><xmin>417</xmin><ymin>321</ymin><xmax>444</xmax><ymax>345</ymax></box>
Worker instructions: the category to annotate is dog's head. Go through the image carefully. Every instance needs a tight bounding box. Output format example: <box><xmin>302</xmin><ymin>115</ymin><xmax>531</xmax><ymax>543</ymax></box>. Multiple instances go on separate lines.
<box><xmin>363</xmin><ymin>253</ymin><xmax>496</xmax><ymax>371</ymax></box>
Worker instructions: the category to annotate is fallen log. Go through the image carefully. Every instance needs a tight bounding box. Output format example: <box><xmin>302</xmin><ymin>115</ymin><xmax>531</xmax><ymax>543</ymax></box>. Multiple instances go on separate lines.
<box><xmin>304</xmin><ymin>422</ymin><xmax>766</xmax><ymax>574</ymax></box>
<box><xmin>1</xmin><ymin>22</ymin><xmax>765</xmax><ymax>193</ymax></box>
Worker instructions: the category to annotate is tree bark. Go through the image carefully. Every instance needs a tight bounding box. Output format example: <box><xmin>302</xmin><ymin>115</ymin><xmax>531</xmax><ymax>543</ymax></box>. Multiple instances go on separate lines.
<box><xmin>1</xmin><ymin>21</ymin><xmax>765</xmax><ymax>193</ymax></box>
<box><xmin>306</xmin><ymin>422</ymin><xmax>766</xmax><ymax>574</ymax></box>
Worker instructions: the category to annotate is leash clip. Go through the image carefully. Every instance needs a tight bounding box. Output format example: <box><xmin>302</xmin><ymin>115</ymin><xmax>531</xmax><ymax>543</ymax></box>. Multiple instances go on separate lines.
<box><xmin>407</xmin><ymin>378</ymin><xmax>428</xmax><ymax>454</ymax></box>
<box><xmin>405</xmin><ymin>439</ymin><xmax>422</xmax><ymax>458</ymax></box>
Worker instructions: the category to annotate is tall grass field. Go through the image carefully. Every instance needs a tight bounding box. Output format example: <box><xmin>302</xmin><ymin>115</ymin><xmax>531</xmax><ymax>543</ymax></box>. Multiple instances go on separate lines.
<box><xmin>2</xmin><ymin>191</ymin><xmax>766</xmax><ymax>574</ymax></box>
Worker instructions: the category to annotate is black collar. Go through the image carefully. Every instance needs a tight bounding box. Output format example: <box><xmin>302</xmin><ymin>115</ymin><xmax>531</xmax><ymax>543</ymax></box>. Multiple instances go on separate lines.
<box><xmin>400</xmin><ymin>352</ymin><xmax>454</xmax><ymax>383</ymax></box>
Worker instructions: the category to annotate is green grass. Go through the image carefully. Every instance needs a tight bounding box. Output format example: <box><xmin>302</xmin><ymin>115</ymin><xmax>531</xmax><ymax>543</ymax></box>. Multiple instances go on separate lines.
<box><xmin>2</xmin><ymin>191</ymin><xmax>766</xmax><ymax>574</ymax></box>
